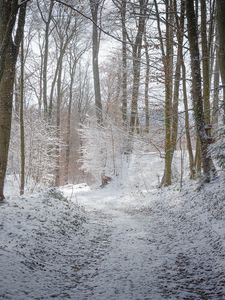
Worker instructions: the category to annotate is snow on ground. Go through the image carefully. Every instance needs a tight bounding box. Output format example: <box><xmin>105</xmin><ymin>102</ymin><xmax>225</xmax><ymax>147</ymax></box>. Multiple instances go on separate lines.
<box><xmin>1</xmin><ymin>153</ymin><xmax>225</xmax><ymax>299</ymax></box>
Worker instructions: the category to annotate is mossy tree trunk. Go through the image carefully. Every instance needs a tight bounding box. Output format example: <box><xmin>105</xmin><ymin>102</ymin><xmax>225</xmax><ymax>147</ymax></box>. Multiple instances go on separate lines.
<box><xmin>186</xmin><ymin>0</ymin><xmax>212</xmax><ymax>183</ymax></box>
<box><xmin>154</xmin><ymin>0</ymin><xmax>174</xmax><ymax>186</ymax></box>
<box><xmin>200</xmin><ymin>0</ymin><xmax>211</xmax><ymax>125</ymax></box>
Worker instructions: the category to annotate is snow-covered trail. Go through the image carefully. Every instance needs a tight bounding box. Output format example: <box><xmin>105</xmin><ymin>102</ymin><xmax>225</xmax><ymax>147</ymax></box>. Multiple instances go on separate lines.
<box><xmin>65</xmin><ymin>187</ymin><xmax>159</xmax><ymax>300</ymax></box>
<box><xmin>59</xmin><ymin>183</ymin><xmax>225</xmax><ymax>300</ymax></box>
<box><xmin>1</xmin><ymin>152</ymin><xmax>225</xmax><ymax>299</ymax></box>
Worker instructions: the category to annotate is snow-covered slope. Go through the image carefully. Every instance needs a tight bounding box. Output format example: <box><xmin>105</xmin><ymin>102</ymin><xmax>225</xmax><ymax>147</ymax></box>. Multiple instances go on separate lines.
<box><xmin>1</xmin><ymin>153</ymin><xmax>225</xmax><ymax>299</ymax></box>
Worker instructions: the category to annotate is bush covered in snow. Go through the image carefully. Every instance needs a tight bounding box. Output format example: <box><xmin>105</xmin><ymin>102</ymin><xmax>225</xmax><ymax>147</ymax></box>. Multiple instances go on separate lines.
<box><xmin>79</xmin><ymin>117</ymin><xmax>130</xmax><ymax>183</ymax></box>
<box><xmin>8</xmin><ymin>110</ymin><xmax>63</xmax><ymax>191</ymax></box>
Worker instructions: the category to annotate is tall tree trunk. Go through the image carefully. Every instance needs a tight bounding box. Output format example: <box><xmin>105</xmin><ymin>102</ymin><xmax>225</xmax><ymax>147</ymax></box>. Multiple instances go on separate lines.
<box><xmin>0</xmin><ymin>51</ymin><xmax>16</xmax><ymax>201</ymax></box>
<box><xmin>90</xmin><ymin>0</ymin><xmax>103</xmax><ymax>125</ymax></box>
<box><xmin>216</xmin><ymin>0</ymin><xmax>225</xmax><ymax>117</ymax></box>
<box><xmin>193</xmin><ymin>3</ymin><xmax>202</xmax><ymax>178</ymax></box>
<box><xmin>212</xmin><ymin>51</ymin><xmax>219</xmax><ymax>129</ymax></box>
<box><xmin>170</xmin><ymin>0</ymin><xmax>185</xmax><ymax>169</ymax></box>
<box><xmin>186</xmin><ymin>0</ymin><xmax>212</xmax><ymax>182</ymax></box>
<box><xmin>38</xmin><ymin>33</ymin><xmax>44</xmax><ymax>115</ymax></box>
<box><xmin>65</xmin><ymin>60</ymin><xmax>76</xmax><ymax>184</ymax></box>
<box><xmin>130</xmin><ymin>0</ymin><xmax>148</xmax><ymax>133</ymax></box>
<box><xmin>39</xmin><ymin>0</ymin><xmax>54</xmax><ymax>120</ymax></box>
<box><xmin>182</xmin><ymin>61</ymin><xmax>195</xmax><ymax>179</ymax></box>
<box><xmin>0</xmin><ymin>1</ymin><xmax>26</xmax><ymax>201</ymax></box>
<box><xmin>163</xmin><ymin>0</ymin><xmax>174</xmax><ymax>186</ymax></box>
<box><xmin>14</xmin><ymin>77</ymin><xmax>20</xmax><ymax>117</ymax></box>
<box><xmin>200</xmin><ymin>2</ymin><xmax>217</xmax><ymax>178</ymax></box>
<box><xmin>64</xmin><ymin>91</ymin><xmax>72</xmax><ymax>185</ymax></box>
<box><xmin>20</xmin><ymin>34</ymin><xmax>25</xmax><ymax>195</ymax></box>
<box><xmin>200</xmin><ymin>0</ymin><xmax>211</xmax><ymax>124</ymax></box>
<box><xmin>144</xmin><ymin>31</ymin><xmax>150</xmax><ymax>133</ymax></box>
<box><xmin>195</xmin><ymin>136</ymin><xmax>202</xmax><ymax>175</ymax></box>
<box><xmin>121</xmin><ymin>0</ymin><xmax>127</xmax><ymax>124</ymax></box>
<box><xmin>55</xmin><ymin>53</ymin><xmax>63</xmax><ymax>187</ymax></box>
<box><xmin>208</xmin><ymin>0</ymin><xmax>216</xmax><ymax>85</ymax></box>
<box><xmin>130</xmin><ymin>52</ymin><xmax>142</xmax><ymax>133</ymax></box>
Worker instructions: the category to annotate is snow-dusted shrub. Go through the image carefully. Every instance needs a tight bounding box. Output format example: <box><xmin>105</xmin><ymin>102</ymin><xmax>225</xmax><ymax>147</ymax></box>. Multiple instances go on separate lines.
<box><xmin>43</xmin><ymin>188</ymin><xmax>67</xmax><ymax>202</ymax></box>
<box><xmin>79</xmin><ymin>117</ymin><xmax>129</xmax><ymax>183</ymax></box>
<box><xmin>8</xmin><ymin>109</ymin><xmax>63</xmax><ymax>191</ymax></box>
<box><xmin>25</xmin><ymin>112</ymin><xmax>62</xmax><ymax>187</ymax></box>
<box><xmin>209</xmin><ymin>125</ymin><xmax>225</xmax><ymax>169</ymax></box>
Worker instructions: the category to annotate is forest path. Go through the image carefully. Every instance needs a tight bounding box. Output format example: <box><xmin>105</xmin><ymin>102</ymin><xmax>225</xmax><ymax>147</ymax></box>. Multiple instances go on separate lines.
<box><xmin>1</xmin><ymin>178</ymin><xmax>225</xmax><ymax>300</ymax></box>
<box><xmin>63</xmin><ymin>185</ymin><xmax>164</xmax><ymax>300</ymax></box>
<box><xmin>59</xmin><ymin>183</ymin><xmax>224</xmax><ymax>300</ymax></box>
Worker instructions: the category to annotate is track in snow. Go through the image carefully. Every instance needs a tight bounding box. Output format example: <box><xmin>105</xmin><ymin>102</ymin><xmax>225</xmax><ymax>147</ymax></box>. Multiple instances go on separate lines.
<box><xmin>1</xmin><ymin>179</ymin><xmax>225</xmax><ymax>300</ymax></box>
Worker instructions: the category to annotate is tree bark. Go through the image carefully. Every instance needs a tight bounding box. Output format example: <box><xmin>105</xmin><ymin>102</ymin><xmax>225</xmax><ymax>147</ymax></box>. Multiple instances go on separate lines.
<box><xmin>38</xmin><ymin>0</ymin><xmax>54</xmax><ymax>120</ymax></box>
<box><xmin>200</xmin><ymin>0</ymin><xmax>211</xmax><ymax>124</ymax></box>
<box><xmin>20</xmin><ymin>34</ymin><xmax>25</xmax><ymax>195</ymax></box>
<box><xmin>163</xmin><ymin>0</ymin><xmax>174</xmax><ymax>186</ymax></box>
<box><xmin>55</xmin><ymin>48</ymin><xmax>63</xmax><ymax>187</ymax></box>
<box><xmin>0</xmin><ymin>1</ymin><xmax>26</xmax><ymax>201</ymax></box>
<box><xmin>212</xmin><ymin>51</ymin><xmax>219</xmax><ymax>128</ymax></box>
<box><xmin>170</xmin><ymin>0</ymin><xmax>185</xmax><ymax>170</ymax></box>
<box><xmin>216</xmin><ymin>0</ymin><xmax>225</xmax><ymax>116</ymax></box>
<box><xmin>121</xmin><ymin>0</ymin><xmax>127</xmax><ymax>124</ymax></box>
<box><xmin>90</xmin><ymin>0</ymin><xmax>103</xmax><ymax>125</ymax></box>
<box><xmin>182</xmin><ymin>60</ymin><xmax>195</xmax><ymax>179</ymax></box>
<box><xmin>186</xmin><ymin>0</ymin><xmax>212</xmax><ymax>182</ymax></box>
<box><xmin>144</xmin><ymin>31</ymin><xmax>150</xmax><ymax>133</ymax></box>
<box><xmin>130</xmin><ymin>0</ymin><xmax>148</xmax><ymax>133</ymax></box>
<box><xmin>65</xmin><ymin>59</ymin><xmax>76</xmax><ymax>185</ymax></box>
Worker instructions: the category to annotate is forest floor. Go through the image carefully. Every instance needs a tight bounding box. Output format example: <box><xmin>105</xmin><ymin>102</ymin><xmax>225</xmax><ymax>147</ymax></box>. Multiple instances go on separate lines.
<box><xmin>1</xmin><ymin>154</ymin><xmax>225</xmax><ymax>299</ymax></box>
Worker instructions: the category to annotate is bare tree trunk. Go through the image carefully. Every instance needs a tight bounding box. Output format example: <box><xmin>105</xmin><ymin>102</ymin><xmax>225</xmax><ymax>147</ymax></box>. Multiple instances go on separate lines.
<box><xmin>154</xmin><ymin>0</ymin><xmax>175</xmax><ymax>186</ymax></box>
<box><xmin>112</xmin><ymin>0</ymin><xmax>128</xmax><ymax>124</ymax></box>
<box><xmin>130</xmin><ymin>54</ymin><xmax>142</xmax><ymax>133</ymax></box>
<box><xmin>200</xmin><ymin>2</ymin><xmax>217</xmax><ymax>179</ymax></box>
<box><xmin>216</xmin><ymin>0</ymin><xmax>225</xmax><ymax>117</ymax></box>
<box><xmin>38</xmin><ymin>0</ymin><xmax>54</xmax><ymax>120</ymax></box>
<box><xmin>48</xmin><ymin>57</ymin><xmax>61</xmax><ymax>122</ymax></box>
<box><xmin>65</xmin><ymin>59</ymin><xmax>76</xmax><ymax>184</ymax></box>
<box><xmin>182</xmin><ymin>60</ymin><xmax>195</xmax><ymax>179</ymax></box>
<box><xmin>64</xmin><ymin>95</ymin><xmax>72</xmax><ymax>185</ymax></box>
<box><xmin>0</xmin><ymin>55</ymin><xmax>15</xmax><ymax>201</ymax></box>
<box><xmin>208</xmin><ymin>0</ymin><xmax>216</xmax><ymax>85</ymax></box>
<box><xmin>144</xmin><ymin>31</ymin><xmax>150</xmax><ymax>133</ymax></box>
<box><xmin>55</xmin><ymin>51</ymin><xmax>63</xmax><ymax>187</ymax></box>
<box><xmin>163</xmin><ymin>0</ymin><xmax>174</xmax><ymax>186</ymax></box>
<box><xmin>0</xmin><ymin>1</ymin><xmax>26</xmax><ymax>201</ymax></box>
<box><xmin>200</xmin><ymin>0</ymin><xmax>211</xmax><ymax>125</ymax></box>
<box><xmin>212</xmin><ymin>51</ymin><xmax>219</xmax><ymax>128</ymax></box>
<box><xmin>0</xmin><ymin>2</ymin><xmax>18</xmax><ymax>81</ymax></box>
<box><xmin>20</xmin><ymin>34</ymin><xmax>25</xmax><ymax>195</ymax></box>
<box><xmin>38</xmin><ymin>33</ymin><xmax>44</xmax><ymax>115</ymax></box>
<box><xmin>90</xmin><ymin>0</ymin><xmax>103</xmax><ymax>125</ymax></box>
<box><xmin>14</xmin><ymin>77</ymin><xmax>20</xmax><ymax>117</ymax></box>
<box><xmin>170</xmin><ymin>0</ymin><xmax>185</xmax><ymax>164</ymax></box>
<box><xmin>130</xmin><ymin>0</ymin><xmax>148</xmax><ymax>133</ymax></box>
<box><xmin>194</xmin><ymin>136</ymin><xmax>202</xmax><ymax>175</ymax></box>
<box><xmin>121</xmin><ymin>0</ymin><xmax>127</xmax><ymax>124</ymax></box>
<box><xmin>186</xmin><ymin>0</ymin><xmax>212</xmax><ymax>183</ymax></box>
